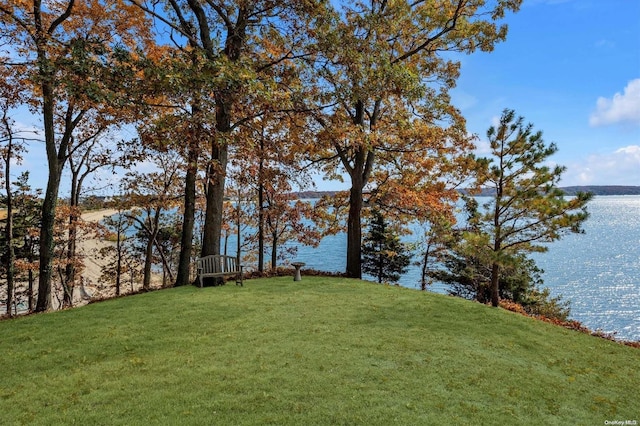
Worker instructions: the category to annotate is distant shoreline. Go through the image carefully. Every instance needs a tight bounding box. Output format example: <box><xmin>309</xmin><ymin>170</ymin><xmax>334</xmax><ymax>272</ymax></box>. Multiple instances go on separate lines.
<box><xmin>292</xmin><ymin>186</ymin><xmax>640</xmax><ymax>199</ymax></box>
<box><xmin>556</xmin><ymin>186</ymin><xmax>640</xmax><ymax>196</ymax></box>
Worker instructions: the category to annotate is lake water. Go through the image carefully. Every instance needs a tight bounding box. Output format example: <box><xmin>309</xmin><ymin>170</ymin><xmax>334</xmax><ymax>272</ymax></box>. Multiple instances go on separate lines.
<box><xmin>7</xmin><ymin>196</ymin><xmax>636</xmax><ymax>340</ymax></box>
<box><xmin>290</xmin><ymin>196</ymin><xmax>640</xmax><ymax>342</ymax></box>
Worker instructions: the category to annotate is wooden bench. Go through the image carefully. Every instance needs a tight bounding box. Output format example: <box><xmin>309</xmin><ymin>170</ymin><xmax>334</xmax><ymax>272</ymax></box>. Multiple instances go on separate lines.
<box><xmin>196</xmin><ymin>255</ymin><xmax>244</xmax><ymax>287</ymax></box>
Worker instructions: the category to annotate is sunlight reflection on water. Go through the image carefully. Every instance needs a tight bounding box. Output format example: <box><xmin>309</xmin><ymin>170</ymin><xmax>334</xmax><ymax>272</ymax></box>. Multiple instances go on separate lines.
<box><xmin>295</xmin><ymin>196</ymin><xmax>640</xmax><ymax>341</ymax></box>
<box><xmin>531</xmin><ymin>196</ymin><xmax>640</xmax><ymax>341</ymax></box>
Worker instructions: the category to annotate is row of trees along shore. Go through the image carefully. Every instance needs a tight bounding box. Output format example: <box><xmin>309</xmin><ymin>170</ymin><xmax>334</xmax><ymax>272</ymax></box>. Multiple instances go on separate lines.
<box><xmin>1</xmin><ymin>1</ymin><xmax>591</xmax><ymax>316</ymax></box>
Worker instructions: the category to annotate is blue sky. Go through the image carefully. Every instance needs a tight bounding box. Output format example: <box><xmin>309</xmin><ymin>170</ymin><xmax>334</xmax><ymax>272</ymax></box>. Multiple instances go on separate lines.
<box><xmin>8</xmin><ymin>0</ymin><xmax>640</xmax><ymax>195</ymax></box>
<box><xmin>450</xmin><ymin>0</ymin><xmax>640</xmax><ymax>187</ymax></box>
<box><xmin>310</xmin><ymin>0</ymin><xmax>640</xmax><ymax>191</ymax></box>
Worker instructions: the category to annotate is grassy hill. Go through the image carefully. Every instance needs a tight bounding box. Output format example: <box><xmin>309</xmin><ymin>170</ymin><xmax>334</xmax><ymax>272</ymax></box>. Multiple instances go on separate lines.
<box><xmin>0</xmin><ymin>277</ymin><xmax>637</xmax><ymax>425</ymax></box>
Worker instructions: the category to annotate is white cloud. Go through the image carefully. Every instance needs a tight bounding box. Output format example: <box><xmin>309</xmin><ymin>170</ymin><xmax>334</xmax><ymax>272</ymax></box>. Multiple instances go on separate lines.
<box><xmin>589</xmin><ymin>79</ymin><xmax>640</xmax><ymax>127</ymax></box>
<box><xmin>451</xmin><ymin>90</ymin><xmax>478</xmax><ymax>111</ymax></box>
<box><xmin>474</xmin><ymin>138</ymin><xmax>492</xmax><ymax>156</ymax></box>
<box><xmin>594</xmin><ymin>39</ymin><xmax>615</xmax><ymax>49</ymax></box>
<box><xmin>561</xmin><ymin>145</ymin><xmax>640</xmax><ymax>186</ymax></box>
<box><xmin>615</xmin><ymin>145</ymin><xmax>640</xmax><ymax>156</ymax></box>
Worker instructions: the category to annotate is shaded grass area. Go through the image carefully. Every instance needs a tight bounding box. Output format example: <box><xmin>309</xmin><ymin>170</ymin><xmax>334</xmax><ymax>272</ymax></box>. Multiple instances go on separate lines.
<box><xmin>0</xmin><ymin>277</ymin><xmax>638</xmax><ymax>425</ymax></box>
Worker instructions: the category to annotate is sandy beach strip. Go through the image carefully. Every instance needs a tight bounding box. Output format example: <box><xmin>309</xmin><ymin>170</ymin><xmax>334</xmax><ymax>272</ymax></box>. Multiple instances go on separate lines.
<box><xmin>78</xmin><ymin>209</ymin><xmax>121</xmax><ymax>290</ymax></box>
<box><xmin>81</xmin><ymin>208</ymin><xmax>120</xmax><ymax>223</ymax></box>
<box><xmin>78</xmin><ymin>208</ymin><xmax>163</xmax><ymax>300</ymax></box>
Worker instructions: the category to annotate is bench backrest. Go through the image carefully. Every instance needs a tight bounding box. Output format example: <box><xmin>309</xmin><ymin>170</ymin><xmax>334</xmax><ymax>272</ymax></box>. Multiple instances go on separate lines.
<box><xmin>197</xmin><ymin>255</ymin><xmax>239</xmax><ymax>274</ymax></box>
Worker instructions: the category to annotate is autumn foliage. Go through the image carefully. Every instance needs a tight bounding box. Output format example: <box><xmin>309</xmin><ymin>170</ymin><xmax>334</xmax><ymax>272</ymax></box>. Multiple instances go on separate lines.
<box><xmin>499</xmin><ymin>299</ymin><xmax>640</xmax><ymax>349</ymax></box>
<box><xmin>0</xmin><ymin>2</ymin><xmax>560</xmax><ymax>315</ymax></box>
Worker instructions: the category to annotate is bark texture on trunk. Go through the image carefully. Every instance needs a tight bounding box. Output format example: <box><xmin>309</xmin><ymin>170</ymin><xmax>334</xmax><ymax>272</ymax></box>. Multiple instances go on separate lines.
<box><xmin>3</xmin><ymin>112</ymin><xmax>15</xmax><ymax>315</ymax></box>
<box><xmin>36</xmin><ymin>169</ymin><xmax>62</xmax><ymax>312</ymax></box>
<box><xmin>257</xmin><ymin>138</ymin><xmax>265</xmax><ymax>272</ymax></box>
<box><xmin>34</xmin><ymin>3</ymin><xmax>77</xmax><ymax>312</ymax></box>
<box><xmin>271</xmin><ymin>231</ymin><xmax>277</xmax><ymax>270</ymax></box>
<box><xmin>491</xmin><ymin>158</ymin><xmax>503</xmax><ymax>308</ymax></box>
<box><xmin>62</xmin><ymin>173</ymin><xmax>80</xmax><ymax>308</ymax></box>
<box><xmin>35</xmin><ymin>68</ymin><xmax>58</xmax><ymax>312</ymax></box>
<box><xmin>143</xmin><ymin>235</ymin><xmax>154</xmax><ymax>291</ymax></box>
<box><xmin>175</xmin><ymin>146</ymin><xmax>198</xmax><ymax>286</ymax></box>
<box><xmin>200</xmin><ymin>97</ymin><xmax>230</xmax><ymax>286</ymax></box>
<box><xmin>202</xmin><ymin>144</ymin><xmax>227</xmax><ymax>257</ymax></box>
<box><xmin>491</xmin><ymin>262</ymin><xmax>500</xmax><ymax>307</ymax></box>
<box><xmin>200</xmin><ymin>5</ymin><xmax>245</xmax><ymax>265</ymax></box>
<box><xmin>115</xmin><ymin>226</ymin><xmax>122</xmax><ymax>296</ymax></box>
<box><xmin>346</xmin><ymin>183</ymin><xmax>364</xmax><ymax>278</ymax></box>
<box><xmin>142</xmin><ymin>208</ymin><xmax>161</xmax><ymax>291</ymax></box>
<box><xmin>4</xmin><ymin>167</ymin><xmax>14</xmax><ymax>316</ymax></box>
<box><xmin>340</xmin><ymin>100</ymin><xmax>378</xmax><ymax>279</ymax></box>
<box><xmin>258</xmin><ymin>184</ymin><xmax>265</xmax><ymax>272</ymax></box>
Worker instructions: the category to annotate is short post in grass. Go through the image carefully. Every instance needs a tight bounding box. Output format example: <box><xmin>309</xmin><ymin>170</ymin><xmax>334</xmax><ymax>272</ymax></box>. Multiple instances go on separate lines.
<box><xmin>291</xmin><ymin>262</ymin><xmax>305</xmax><ymax>281</ymax></box>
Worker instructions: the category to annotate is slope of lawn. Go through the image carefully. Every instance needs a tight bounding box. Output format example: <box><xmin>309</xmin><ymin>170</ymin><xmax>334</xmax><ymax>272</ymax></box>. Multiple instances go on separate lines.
<box><xmin>0</xmin><ymin>277</ymin><xmax>638</xmax><ymax>425</ymax></box>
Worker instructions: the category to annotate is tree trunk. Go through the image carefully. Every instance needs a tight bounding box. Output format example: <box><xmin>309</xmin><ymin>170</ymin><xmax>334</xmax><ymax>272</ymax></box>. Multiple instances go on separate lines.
<box><xmin>258</xmin><ymin>182</ymin><xmax>265</xmax><ymax>272</ymax></box>
<box><xmin>153</xmin><ymin>237</ymin><xmax>174</xmax><ymax>284</ymax></box>
<box><xmin>377</xmin><ymin>239</ymin><xmax>384</xmax><ymax>283</ymax></box>
<box><xmin>490</xmin><ymin>199</ymin><xmax>502</xmax><ymax>307</ymax></box>
<box><xmin>162</xmin><ymin>264</ymin><xmax>167</xmax><ymax>287</ymax></box>
<box><xmin>201</xmin><ymin>100</ymin><xmax>230</xmax><ymax>286</ymax></box>
<box><xmin>342</xmin><ymin>101</ymin><xmax>376</xmax><ymax>279</ymax></box>
<box><xmin>3</xmin><ymin>118</ymin><xmax>15</xmax><ymax>316</ymax></box>
<box><xmin>142</xmin><ymin>209</ymin><xmax>161</xmax><ymax>291</ymax></box>
<box><xmin>236</xmin><ymin>191</ymin><xmax>241</xmax><ymax>267</ymax></box>
<box><xmin>202</xmin><ymin>144</ymin><xmax>227</xmax><ymax>258</ymax></box>
<box><xmin>33</xmin><ymin>22</ymin><xmax>61</xmax><ymax>312</ymax></box>
<box><xmin>492</xmin><ymin>144</ymin><xmax>504</xmax><ymax>308</ymax></box>
<box><xmin>175</xmin><ymin>145</ymin><xmax>198</xmax><ymax>286</ymax></box>
<box><xmin>36</xmin><ymin>172</ymin><xmax>62</xmax><ymax>312</ymax></box>
<box><xmin>62</xmin><ymin>172</ymin><xmax>80</xmax><ymax>308</ymax></box>
<box><xmin>271</xmin><ymin>231</ymin><xmax>277</xmax><ymax>270</ymax></box>
<box><xmin>31</xmin><ymin>0</ymin><xmax>82</xmax><ymax>312</ymax></box>
<box><xmin>490</xmin><ymin>262</ymin><xmax>500</xmax><ymax>307</ymax></box>
<box><xmin>200</xmin><ymin>12</ymin><xmax>244</xmax><ymax>276</ymax></box>
<box><xmin>201</xmin><ymin>154</ymin><xmax>226</xmax><ymax>286</ymax></box>
<box><xmin>175</xmin><ymin>97</ymin><xmax>201</xmax><ymax>287</ymax></box>
<box><xmin>346</xmin><ymin>182</ymin><xmax>364</xmax><ymax>278</ymax></box>
<box><xmin>4</xmin><ymin>177</ymin><xmax>14</xmax><ymax>317</ymax></box>
<box><xmin>115</xmin><ymin>225</ymin><xmax>122</xmax><ymax>296</ymax></box>
<box><xmin>257</xmin><ymin>139</ymin><xmax>265</xmax><ymax>272</ymax></box>
<box><xmin>62</xmin><ymin>225</ymin><xmax>76</xmax><ymax>307</ymax></box>
<box><xmin>421</xmin><ymin>242</ymin><xmax>431</xmax><ymax>291</ymax></box>
<box><xmin>142</xmin><ymin>234</ymin><xmax>154</xmax><ymax>291</ymax></box>
<box><xmin>28</xmin><ymin>260</ymin><xmax>34</xmax><ymax>312</ymax></box>
<box><xmin>35</xmin><ymin>68</ymin><xmax>61</xmax><ymax>312</ymax></box>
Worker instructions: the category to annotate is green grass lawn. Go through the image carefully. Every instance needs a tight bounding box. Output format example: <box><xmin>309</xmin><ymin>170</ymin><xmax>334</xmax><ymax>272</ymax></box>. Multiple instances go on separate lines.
<box><xmin>1</xmin><ymin>277</ymin><xmax>638</xmax><ymax>425</ymax></box>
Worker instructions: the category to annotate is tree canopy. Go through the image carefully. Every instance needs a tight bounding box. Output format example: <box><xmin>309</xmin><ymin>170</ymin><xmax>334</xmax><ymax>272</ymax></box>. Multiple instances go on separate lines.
<box><xmin>0</xmin><ymin>0</ymin><xmax>533</xmax><ymax>312</ymax></box>
<box><xmin>307</xmin><ymin>0</ymin><xmax>522</xmax><ymax>278</ymax></box>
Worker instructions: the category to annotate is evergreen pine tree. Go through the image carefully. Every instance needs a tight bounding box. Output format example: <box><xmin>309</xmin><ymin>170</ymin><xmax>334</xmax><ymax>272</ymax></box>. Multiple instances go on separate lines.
<box><xmin>362</xmin><ymin>209</ymin><xmax>411</xmax><ymax>284</ymax></box>
<box><xmin>0</xmin><ymin>172</ymin><xmax>42</xmax><ymax>312</ymax></box>
<box><xmin>468</xmin><ymin>109</ymin><xmax>592</xmax><ymax>307</ymax></box>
